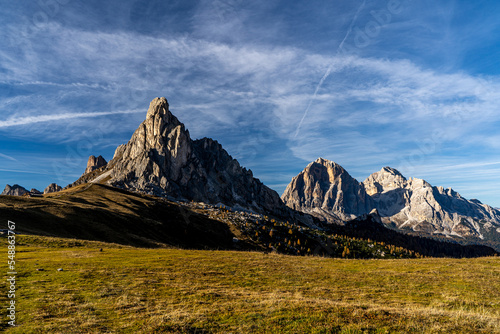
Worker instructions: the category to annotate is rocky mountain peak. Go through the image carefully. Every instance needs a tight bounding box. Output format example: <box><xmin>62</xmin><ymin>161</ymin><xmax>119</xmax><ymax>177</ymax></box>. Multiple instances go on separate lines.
<box><xmin>380</xmin><ymin>166</ymin><xmax>404</xmax><ymax>177</ymax></box>
<box><xmin>146</xmin><ymin>97</ymin><xmax>170</xmax><ymax>119</ymax></box>
<box><xmin>282</xmin><ymin>158</ymin><xmax>372</xmax><ymax>222</ymax></box>
<box><xmin>85</xmin><ymin>155</ymin><xmax>107</xmax><ymax>174</ymax></box>
<box><xmin>310</xmin><ymin>158</ymin><xmax>348</xmax><ymax>182</ymax></box>
<box><xmin>363</xmin><ymin>167</ymin><xmax>407</xmax><ymax>196</ymax></box>
<box><xmin>144</xmin><ymin>97</ymin><xmax>183</xmax><ymax>140</ymax></box>
<box><xmin>44</xmin><ymin>183</ymin><xmax>62</xmax><ymax>194</ymax></box>
<box><xmin>1</xmin><ymin>184</ymin><xmax>29</xmax><ymax>196</ymax></box>
<box><xmin>314</xmin><ymin>157</ymin><xmax>338</xmax><ymax>166</ymax></box>
<box><xmin>284</xmin><ymin>159</ymin><xmax>500</xmax><ymax>250</ymax></box>
<box><xmin>407</xmin><ymin>177</ymin><xmax>431</xmax><ymax>189</ymax></box>
<box><xmin>115</xmin><ymin>97</ymin><xmax>190</xmax><ymax>167</ymax></box>
<box><xmin>81</xmin><ymin>97</ymin><xmax>288</xmax><ymax>216</ymax></box>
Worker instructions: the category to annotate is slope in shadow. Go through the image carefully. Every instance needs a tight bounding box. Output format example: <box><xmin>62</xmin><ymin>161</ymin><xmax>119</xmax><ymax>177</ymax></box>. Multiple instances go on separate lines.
<box><xmin>324</xmin><ymin>215</ymin><xmax>498</xmax><ymax>258</ymax></box>
<box><xmin>0</xmin><ymin>184</ymin><xmax>234</xmax><ymax>249</ymax></box>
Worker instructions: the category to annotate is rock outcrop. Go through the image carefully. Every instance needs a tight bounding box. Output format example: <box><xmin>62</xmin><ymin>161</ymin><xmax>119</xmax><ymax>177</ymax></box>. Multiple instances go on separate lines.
<box><xmin>30</xmin><ymin>189</ymin><xmax>42</xmax><ymax>195</ymax></box>
<box><xmin>82</xmin><ymin>97</ymin><xmax>288</xmax><ymax>216</ymax></box>
<box><xmin>44</xmin><ymin>183</ymin><xmax>62</xmax><ymax>194</ymax></box>
<box><xmin>281</xmin><ymin>158</ymin><xmax>373</xmax><ymax>222</ymax></box>
<box><xmin>283</xmin><ymin>158</ymin><xmax>500</xmax><ymax>249</ymax></box>
<box><xmin>84</xmin><ymin>155</ymin><xmax>107</xmax><ymax>175</ymax></box>
<box><xmin>362</xmin><ymin>167</ymin><xmax>500</xmax><ymax>239</ymax></box>
<box><xmin>1</xmin><ymin>184</ymin><xmax>29</xmax><ymax>196</ymax></box>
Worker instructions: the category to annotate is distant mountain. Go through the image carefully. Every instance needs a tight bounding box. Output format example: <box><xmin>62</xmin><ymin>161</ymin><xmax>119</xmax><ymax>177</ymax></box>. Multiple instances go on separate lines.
<box><xmin>1</xmin><ymin>184</ymin><xmax>29</xmax><ymax>196</ymax></box>
<box><xmin>362</xmin><ymin>166</ymin><xmax>500</xmax><ymax>240</ymax></box>
<box><xmin>44</xmin><ymin>183</ymin><xmax>62</xmax><ymax>194</ymax></box>
<box><xmin>70</xmin><ymin>97</ymin><xmax>289</xmax><ymax>216</ymax></box>
<box><xmin>283</xmin><ymin>158</ymin><xmax>500</xmax><ymax>250</ymax></box>
<box><xmin>282</xmin><ymin>158</ymin><xmax>373</xmax><ymax>222</ymax></box>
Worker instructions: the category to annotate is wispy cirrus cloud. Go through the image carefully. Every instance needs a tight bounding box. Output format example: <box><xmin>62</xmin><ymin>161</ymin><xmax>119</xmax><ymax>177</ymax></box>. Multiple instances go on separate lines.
<box><xmin>3</xmin><ymin>23</ymin><xmax>500</xmax><ymax>149</ymax></box>
<box><xmin>2</xmin><ymin>0</ymin><xmax>500</xmax><ymax>205</ymax></box>
<box><xmin>0</xmin><ymin>109</ymin><xmax>143</xmax><ymax>128</ymax></box>
<box><xmin>0</xmin><ymin>153</ymin><xmax>18</xmax><ymax>162</ymax></box>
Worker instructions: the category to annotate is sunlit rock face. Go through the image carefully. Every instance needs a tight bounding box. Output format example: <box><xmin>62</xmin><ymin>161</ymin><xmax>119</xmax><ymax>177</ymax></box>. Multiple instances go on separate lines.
<box><xmin>44</xmin><ymin>183</ymin><xmax>62</xmax><ymax>194</ymax></box>
<box><xmin>1</xmin><ymin>184</ymin><xmax>29</xmax><ymax>196</ymax></box>
<box><xmin>84</xmin><ymin>155</ymin><xmax>107</xmax><ymax>175</ymax></box>
<box><xmin>282</xmin><ymin>158</ymin><xmax>373</xmax><ymax>223</ymax></box>
<box><xmin>283</xmin><ymin>158</ymin><xmax>500</xmax><ymax>247</ymax></box>
<box><xmin>99</xmin><ymin>97</ymin><xmax>287</xmax><ymax>215</ymax></box>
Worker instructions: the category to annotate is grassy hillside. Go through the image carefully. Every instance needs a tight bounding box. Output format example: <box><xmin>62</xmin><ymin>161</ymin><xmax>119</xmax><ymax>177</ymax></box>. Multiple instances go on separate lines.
<box><xmin>0</xmin><ymin>235</ymin><xmax>498</xmax><ymax>333</ymax></box>
<box><xmin>0</xmin><ymin>184</ymin><xmax>237</xmax><ymax>249</ymax></box>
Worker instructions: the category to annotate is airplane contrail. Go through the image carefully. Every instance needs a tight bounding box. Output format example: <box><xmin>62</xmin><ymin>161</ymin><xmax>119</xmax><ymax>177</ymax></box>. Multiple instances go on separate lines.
<box><xmin>294</xmin><ymin>0</ymin><xmax>366</xmax><ymax>139</ymax></box>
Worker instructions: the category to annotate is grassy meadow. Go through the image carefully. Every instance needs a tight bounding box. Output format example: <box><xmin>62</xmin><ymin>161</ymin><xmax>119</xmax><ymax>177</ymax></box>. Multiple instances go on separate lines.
<box><xmin>0</xmin><ymin>235</ymin><xmax>499</xmax><ymax>333</ymax></box>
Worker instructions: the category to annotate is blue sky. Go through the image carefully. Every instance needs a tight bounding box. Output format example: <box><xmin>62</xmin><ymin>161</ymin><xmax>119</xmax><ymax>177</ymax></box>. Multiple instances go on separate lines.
<box><xmin>1</xmin><ymin>0</ymin><xmax>500</xmax><ymax>206</ymax></box>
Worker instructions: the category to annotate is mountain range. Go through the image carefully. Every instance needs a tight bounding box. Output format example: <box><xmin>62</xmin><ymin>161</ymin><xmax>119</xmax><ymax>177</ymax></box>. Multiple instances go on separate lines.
<box><xmin>2</xmin><ymin>97</ymin><xmax>499</xmax><ymax>252</ymax></box>
<box><xmin>282</xmin><ymin>158</ymin><xmax>500</xmax><ymax>250</ymax></box>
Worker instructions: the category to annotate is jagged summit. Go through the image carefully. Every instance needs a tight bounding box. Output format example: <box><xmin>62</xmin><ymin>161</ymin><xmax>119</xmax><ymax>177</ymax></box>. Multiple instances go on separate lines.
<box><xmin>146</xmin><ymin>97</ymin><xmax>171</xmax><ymax>119</ymax></box>
<box><xmin>380</xmin><ymin>166</ymin><xmax>405</xmax><ymax>177</ymax></box>
<box><xmin>78</xmin><ymin>97</ymin><xmax>288</xmax><ymax>216</ymax></box>
<box><xmin>1</xmin><ymin>184</ymin><xmax>29</xmax><ymax>196</ymax></box>
<box><xmin>313</xmin><ymin>157</ymin><xmax>342</xmax><ymax>166</ymax></box>
<box><xmin>283</xmin><ymin>159</ymin><xmax>500</xmax><ymax>250</ymax></box>
<box><xmin>314</xmin><ymin>157</ymin><xmax>339</xmax><ymax>165</ymax></box>
<box><xmin>85</xmin><ymin>155</ymin><xmax>107</xmax><ymax>175</ymax></box>
<box><xmin>363</xmin><ymin>166</ymin><xmax>407</xmax><ymax>196</ymax></box>
<box><xmin>305</xmin><ymin>158</ymin><xmax>351</xmax><ymax>180</ymax></box>
<box><xmin>281</xmin><ymin>158</ymin><xmax>373</xmax><ymax>222</ymax></box>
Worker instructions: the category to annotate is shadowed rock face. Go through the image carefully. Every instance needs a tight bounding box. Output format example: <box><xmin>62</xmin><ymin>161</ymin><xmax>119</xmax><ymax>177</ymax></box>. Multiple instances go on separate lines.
<box><xmin>283</xmin><ymin>158</ymin><xmax>500</xmax><ymax>249</ymax></box>
<box><xmin>98</xmin><ymin>97</ymin><xmax>287</xmax><ymax>215</ymax></box>
<box><xmin>1</xmin><ymin>184</ymin><xmax>29</xmax><ymax>196</ymax></box>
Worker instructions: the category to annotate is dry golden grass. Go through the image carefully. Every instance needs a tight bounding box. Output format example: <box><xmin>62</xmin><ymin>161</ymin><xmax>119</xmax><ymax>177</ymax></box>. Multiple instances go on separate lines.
<box><xmin>0</xmin><ymin>235</ymin><xmax>499</xmax><ymax>333</ymax></box>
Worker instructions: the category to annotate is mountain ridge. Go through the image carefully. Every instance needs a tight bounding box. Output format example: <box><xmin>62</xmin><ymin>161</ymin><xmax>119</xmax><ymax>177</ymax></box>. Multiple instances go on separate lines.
<box><xmin>282</xmin><ymin>157</ymin><xmax>500</xmax><ymax>250</ymax></box>
<box><xmin>3</xmin><ymin>98</ymin><xmax>499</xmax><ymax>253</ymax></box>
<box><xmin>281</xmin><ymin>158</ymin><xmax>373</xmax><ymax>223</ymax></box>
<box><xmin>74</xmin><ymin>97</ymin><xmax>290</xmax><ymax>217</ymax></box>
<box><xmin>1</xmin><ymin>182</ymin><xmax>496</xmax><ymax>257</ymax></box>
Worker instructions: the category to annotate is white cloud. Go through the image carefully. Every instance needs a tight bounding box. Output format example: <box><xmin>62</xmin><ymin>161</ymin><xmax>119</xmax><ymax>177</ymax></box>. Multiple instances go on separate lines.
<box><xmin>4</xmin><ymin>23</ymin><xmax>500</xmax><ymax>147</ymax></box>
<box><xmin>0</xmin><ymin>153</ymin><xmax>18</xmax><ymax>162</ymax></box>
<box><xmin>3</xmin><ymin>20</ymin><xmax>500</xmax><ymax>204</ymax></box>
<box><xmin>0</xmin><ymin>109</ymin><xmax>143</xmax><ymax>128</ymax></box>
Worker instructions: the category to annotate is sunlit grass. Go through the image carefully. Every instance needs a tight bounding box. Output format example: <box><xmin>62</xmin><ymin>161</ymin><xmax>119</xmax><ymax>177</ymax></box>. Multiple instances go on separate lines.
<box><xmin>1</xmin><ymin>235</ymin><xmax>499</xmax><ymax>333</ymax></box>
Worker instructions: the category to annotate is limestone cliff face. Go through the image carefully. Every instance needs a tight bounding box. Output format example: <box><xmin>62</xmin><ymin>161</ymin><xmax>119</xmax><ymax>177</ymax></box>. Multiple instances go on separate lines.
<box><xmin>281</xmin><ymin>158</ymin><xmax>373</xmax><ymax>222</ymax></box>
<box><xmin>84</xmin><ymin>155</ymin><xmax>107</xmax><ymax>175</ymax></box>
<box><xmin>44</xmin><ymin>183</ymin><xmax>62</xmax><ymax>194</ymax></box>
<box><xmin>97</xmin><ymin>97</ymin><xmax>287</xmax><ymax>215</ymax></box>
<box><xmin>283</xmin><ymin>159</ymin><xmax>500</xmax><ymax>248</ymax></box>
<box><xmin>363</xmin><ymin>167</ymin><xmax>500</xmax><ymax>239</ymax></box>
<box><xmin>1</xmin><ymin>184</ymin><xmax>29</xmax><ymax>196</ymax></box>
<box><xmin>363</xmin><ymin>167</ymin><xmax>407</xmax><ymax>196</ymax></box>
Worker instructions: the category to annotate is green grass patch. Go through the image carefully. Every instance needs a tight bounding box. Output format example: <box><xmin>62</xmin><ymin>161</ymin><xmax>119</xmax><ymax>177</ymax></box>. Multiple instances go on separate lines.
<box><xmin>0</xmin><ymin>235</ymin><xmax>499</xmax><ymax>333</ymax></box>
